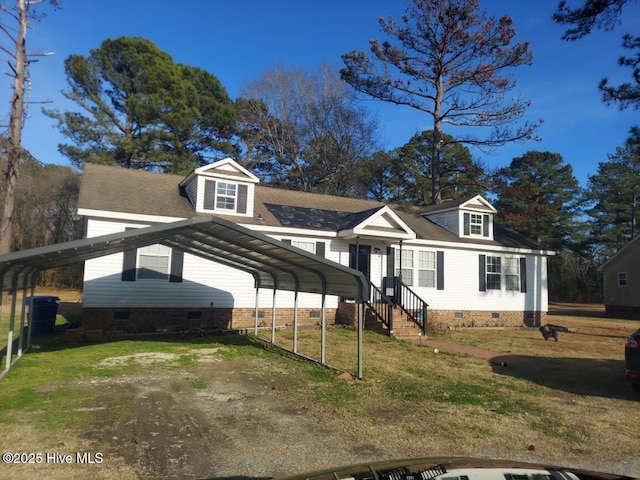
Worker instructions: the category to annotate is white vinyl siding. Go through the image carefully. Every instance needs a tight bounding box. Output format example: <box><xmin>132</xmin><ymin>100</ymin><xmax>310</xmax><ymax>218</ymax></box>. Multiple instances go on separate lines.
<box><xmin>82</xmin><ymin>218</ymin><xmax>549</xmax><ymax>314</ymax></box>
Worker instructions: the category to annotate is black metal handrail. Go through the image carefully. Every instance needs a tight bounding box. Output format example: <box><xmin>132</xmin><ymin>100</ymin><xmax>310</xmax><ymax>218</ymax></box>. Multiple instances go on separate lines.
<box><xmin>394</xmin><ymin>277</ymin><xmax>428</xmax><ymax>335</ymax></box>
<box><xmin>365</xmin><ymin>279</ymin><xmax>394</xmax><ymax>335</ymax></box>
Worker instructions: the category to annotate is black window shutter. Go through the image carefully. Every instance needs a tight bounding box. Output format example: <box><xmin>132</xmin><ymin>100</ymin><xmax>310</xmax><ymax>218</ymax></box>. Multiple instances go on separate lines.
<box><xmin>479</xmin><ymin>254</ymin><xmax>486</xmax><ymax>291</ymax></box>
<box><xmin>121</xmin><ymin>249</ymin><xmax>137</xmax><ymax>281</ymax></box>
<box><xmin>463</xmin><ymin>213</ymin><xmax>470</xmax><ymax>235</ymax></box>
<box><xmin>169</xmin><ymin>249</ymin><xmax>184</xmax><ymax>283</ymax></box>
<box><xmin>204</xmin><ymin>179</ymin><xmax>216</xmax><ymax>210</ymax></box>
<box><xmin>315</xmin><ymin>241</ymin><xmax>325</xmax><ymax>257</ymax></box>
<box><xmin>436</xmin><ymin>251</ymin><xmax>444</xmax><ymax>290</ymax></box>
<box><xmin>282</xmin><ymin>239</ymin><xmax>292</xmax><ymax>245</ymax></box>
<box><xmin>386</xmin><ymin>247</ymin><xmax>395</xmax><ymax>277</ymax></box>
<box><xmin>121</xmin><ymin>227</ymin><xmax>137</xmax><ymax>281</ymax></box>
<box><xmin>237</xmin><ymin>184</ymin><xmax>248</xmax><ymax>213</ymax></box>
<box><xmin>483</xmin><ymin>214</ymin><xmax>490</xmax><ymax>237</ymax></box>
<box><xmin>520</xmin><ymin>257</ymin><xmax>527</xmax><ymax>293</ymax></box>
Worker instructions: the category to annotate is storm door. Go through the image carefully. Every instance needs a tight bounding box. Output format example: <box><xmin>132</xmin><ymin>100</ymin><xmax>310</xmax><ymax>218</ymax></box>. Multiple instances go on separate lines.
<box><xmin>349</xmin><ymin>244</ymin><xmax>371</xmax><ymax>280</ymax></box>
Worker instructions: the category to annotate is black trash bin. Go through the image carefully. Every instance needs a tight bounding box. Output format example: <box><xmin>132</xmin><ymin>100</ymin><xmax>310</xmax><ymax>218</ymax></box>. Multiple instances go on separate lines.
<box><xmin>27</xmin><ymin>296</ymin><xmax>60</xmax><ymax>335</ymax></box>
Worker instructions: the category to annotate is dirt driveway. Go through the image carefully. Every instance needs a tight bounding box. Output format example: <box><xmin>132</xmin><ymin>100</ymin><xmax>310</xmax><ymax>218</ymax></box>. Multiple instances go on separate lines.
<box><xmin>78</xmin><ymin>352</ymin><xmax>394</xmax><ymax>480</ymax></box>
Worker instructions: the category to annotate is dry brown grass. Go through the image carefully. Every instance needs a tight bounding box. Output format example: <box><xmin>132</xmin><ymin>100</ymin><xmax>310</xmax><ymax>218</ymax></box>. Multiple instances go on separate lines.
<box><xmin>1</xmin><ymin>298</ymin><xmax>639</xmax><ymax>478</ymax></box>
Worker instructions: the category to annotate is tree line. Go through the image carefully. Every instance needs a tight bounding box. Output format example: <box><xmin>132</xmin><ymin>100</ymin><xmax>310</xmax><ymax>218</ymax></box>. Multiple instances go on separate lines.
<box><xmin>1</xmin><ymin>0</ymin><xmax>638</xmax><ymax>302</ymax></box>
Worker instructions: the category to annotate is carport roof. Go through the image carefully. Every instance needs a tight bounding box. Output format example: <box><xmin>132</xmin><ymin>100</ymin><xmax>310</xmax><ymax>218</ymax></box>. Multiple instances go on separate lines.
<box><xmin>0</xmin><ymin>216</ymin><xmax>368</xmax><ymax>301</ymax></box>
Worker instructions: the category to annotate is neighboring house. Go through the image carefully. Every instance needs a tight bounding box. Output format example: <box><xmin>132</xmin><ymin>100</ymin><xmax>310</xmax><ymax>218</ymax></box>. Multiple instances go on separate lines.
<box><xmin>77</xmin><ymin>158</ymin><xmax>554</xmax><ymax>335</ymax></box>
<box><xmin>598</xmin><ymin>236</ymin><xmax>640</xmax><ymax>318</ymax></box>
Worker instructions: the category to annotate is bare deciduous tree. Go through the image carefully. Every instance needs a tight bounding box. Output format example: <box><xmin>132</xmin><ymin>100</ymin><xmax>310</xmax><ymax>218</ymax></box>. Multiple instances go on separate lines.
<box><xmin>0</xmin><ymin>0</ymin><xmax>59</xmax><ymax>254</ymax></box>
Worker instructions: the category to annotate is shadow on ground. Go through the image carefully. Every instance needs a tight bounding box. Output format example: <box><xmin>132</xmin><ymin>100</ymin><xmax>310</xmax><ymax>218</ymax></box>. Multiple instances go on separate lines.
<box><xmin>488</xmin><ymin>354</ymin><xmax>636</xmax><ymax>400</ymax></box>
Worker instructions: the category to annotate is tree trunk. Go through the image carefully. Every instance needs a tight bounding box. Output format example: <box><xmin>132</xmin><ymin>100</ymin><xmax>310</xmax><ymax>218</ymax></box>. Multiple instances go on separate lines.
<box><xmin>0</xmin><ymin>0</ymin><xmax>28</xmax><ymax>254</ymax></box>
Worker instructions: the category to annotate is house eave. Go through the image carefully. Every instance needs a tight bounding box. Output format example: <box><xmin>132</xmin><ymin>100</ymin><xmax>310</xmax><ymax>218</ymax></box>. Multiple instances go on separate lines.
<box><xmin>337</xmin><ymin>228</ymin><xmax>416</xmax><ymax>241</ymax></box>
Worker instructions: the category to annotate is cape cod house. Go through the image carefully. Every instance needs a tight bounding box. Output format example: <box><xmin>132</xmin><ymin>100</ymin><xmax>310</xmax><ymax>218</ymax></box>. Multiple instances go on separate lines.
<box><xmin>77</xmin><ymin>158</ymin><xmax>554</xmax><ymax>335</ymax></box>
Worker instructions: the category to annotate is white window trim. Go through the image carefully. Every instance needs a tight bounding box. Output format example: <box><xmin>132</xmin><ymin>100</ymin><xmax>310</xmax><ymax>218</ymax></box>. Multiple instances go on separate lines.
<box><xmin>618</xmin><ymin>272</ymin><xmax>628</xmax><ymax>287</ymax></box>
<box><xmin>418</xmin><ymin>250</ymin><xmax>436</xmax><ymax>288</ymax></box>
<box><xmin>395</xmin><ymin>249</ymin><xmax>414</xmax><ymax>286</ymax></box>
<box><xmin>504</xmin><ymin>257</ymin><xmax>520</xmax><ymax>291</ymax></box>
<box><xmin>486</xmin><ymin>255</ymin><xmax>501</xmax><ymax>290</ymax></box>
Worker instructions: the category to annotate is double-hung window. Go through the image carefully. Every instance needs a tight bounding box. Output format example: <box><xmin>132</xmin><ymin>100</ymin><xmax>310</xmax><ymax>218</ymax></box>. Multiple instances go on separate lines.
<box><xmin>418</xmin><ymin>250</ymin><xmax>436</xmax><ymax>288</ymax></box>
<box><xmin>137</xmin><ymin>244</ymin><xmax>171</xmax><ymax>280</ymax></box>
<box><xmin>216</xmin><ymin>182</ymin><xmax>236</xmax><ymax>210</ymax></box>
<box><xmin>486</xmin><ymin>256</ymin><xmax>501</xmax><ymax>290</ymax></box>
<box><xmin>470</xmin><ymin>214</ymin><xmax>483</xmax><ymax>235</ymax></box>
<box><xmin>291</xmin><ymin>240</ymin><xmax>315</xmax><ymax>254</ymax></box>
<box><xmin>504</xmin><ymin>257</ymin><xmax>520</xmax><ymax>291</ymax></box>
<box><xmin>618</xmin><ymin>272</ymin><xmax>628</xmax><ymax>287</ymax></box>
<box><xmin>395</xmin><ymin>249</ymin><xmax>414</xmax><ymax>286</ymax></box>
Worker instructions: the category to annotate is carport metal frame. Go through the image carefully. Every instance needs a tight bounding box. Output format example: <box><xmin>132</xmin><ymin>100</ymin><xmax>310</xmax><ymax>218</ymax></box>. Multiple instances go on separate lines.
<box><xmin>0</xmin><ymin>216</ymin><xmax>368</xmax><ymax>380</ymax></box>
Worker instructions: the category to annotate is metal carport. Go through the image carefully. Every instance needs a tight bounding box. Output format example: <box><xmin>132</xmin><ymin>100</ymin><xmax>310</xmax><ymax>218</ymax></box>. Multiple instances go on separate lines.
<box><xmin>0</xmin><ymin>215</ymin><xmax>369</xmax><ymax>379</ymax></box>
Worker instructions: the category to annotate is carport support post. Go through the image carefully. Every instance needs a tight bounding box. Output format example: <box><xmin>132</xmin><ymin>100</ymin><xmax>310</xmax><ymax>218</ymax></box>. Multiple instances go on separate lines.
<box><xmin>5</xmin><ymin>275</ymin><xmax>19</xmax><ymax>371</ymax></box>
<box><xmin>293</xmin><ymin>289</ymin><xmax>299</xmax><ymax>354</ymax></box>
<box><xmin>271</xmin><ymin>287</ymin><xmax>276</xmax><ymax>344</ymax></box>
<box><xmin>321</xmin><ymin>292</ymin><xmax>326</xmax><ymax>364</ymax></box>
<box><xmin>254</xmin><ymin>287</ymin><xmax>259</xmax><ymax>336</ymax></box>
<box><xmin>357</xmin><ymin>300</ymin><xmax>363</xmax><ymax>380</ymax></box>
<box><xmin>25</xmin><ymin>281</ymin><xmax>35</xmax><ymax>351</ymax></box>
<box><xmin>16</xmin><ymin>272</ymin><xmax>31</xmax><ymax>357</ymax></box>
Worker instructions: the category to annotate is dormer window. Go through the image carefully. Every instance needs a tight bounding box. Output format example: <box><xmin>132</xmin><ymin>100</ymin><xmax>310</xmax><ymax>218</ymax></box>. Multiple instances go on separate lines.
<box><xmin>420</xmin><ymin>194</ymin><xmax>496</xmax><ymax>240</ymax></box>
<box><xmin>180</xmin><ymin>157</ymin><xmax>259</xmax><ymax>217</ymax></box>
<box><xmin>469</xmin><ymin>214</ymin><xmax>483</xmax><ymax>235</ymax></box>
<box><xmin>463</xmin><ymin>212</ymin><xmax>490</xmax><ymax>238</ymax></box>
<box><xmin>215</xmin><ymin>182</ymin><xmax>236</xmax><ymax>210</ymax></box>
<box><xmin>203</xmin><ymin>179</ymin><xmax>248</xmax><ymax>214</ymax></box>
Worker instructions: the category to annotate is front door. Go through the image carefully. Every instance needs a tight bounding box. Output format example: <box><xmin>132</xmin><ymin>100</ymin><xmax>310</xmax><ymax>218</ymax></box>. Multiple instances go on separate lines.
<box><xmin>349</xmin><ymin>244</ymin><xmax>371</xmax><ymax>279</ymax></box>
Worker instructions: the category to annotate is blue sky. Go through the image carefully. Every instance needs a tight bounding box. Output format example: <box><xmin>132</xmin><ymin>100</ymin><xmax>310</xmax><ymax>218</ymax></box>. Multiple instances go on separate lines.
<box><xmin>12</xmin><ymin>0</ymin><xmax>640</xmax><ymax>188</ymax></box>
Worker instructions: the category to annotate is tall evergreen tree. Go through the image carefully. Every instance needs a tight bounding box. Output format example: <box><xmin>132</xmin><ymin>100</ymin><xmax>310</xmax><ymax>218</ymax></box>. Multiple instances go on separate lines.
<box><xmin>44</xmin><ymin>37</ymin><xmax>237</xmax><ymax>174</ymax></box>
<box><xmin>396</xmin><ymin>131</ymin><xmax>486</xmax><ymax>205</ymax></box>
<box><xmin>493</xmin><ymin>151</ymin><xmax>581</xmax><ymax>249</ymax></box>
<box><xmin>341</xmin><ymin>0</ymin><xmax>540</xmax><ymax>204</ymax></box>
<box><xmin>554</xmin><ymin>1</ymin><xmax>640</xmax><ymax>111</ymax></box>
<box><xmin>584</xmin><ymin>133</ymin><xmax>640</xmax><ymax>259</ymax></box>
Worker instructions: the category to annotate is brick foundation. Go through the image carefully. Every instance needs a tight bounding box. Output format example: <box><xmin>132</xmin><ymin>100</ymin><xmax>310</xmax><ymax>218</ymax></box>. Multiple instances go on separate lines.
<box><xmin>332</xmin><ymin>303</ymin><xmax>546</xmax><ymax>329</ymax></box>
<box><xmin>79</xmin><ymin>304</ymin><xmax>546</xmax><ymax>337</ymax></box>
<box><xmin>81</xmin><ymin>306</ymin><xmax>335</xmax><ymax>334</ymax></box>
<box><xmin>427</xmin><ymin>309</ymin><xmax>546</xmax><ymax>329</ymax></box>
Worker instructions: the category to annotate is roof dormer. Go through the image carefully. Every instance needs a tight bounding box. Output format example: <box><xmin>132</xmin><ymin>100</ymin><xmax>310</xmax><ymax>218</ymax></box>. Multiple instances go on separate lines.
<box><xmin>421</xmin><ymin>195</ymin><xmax>497</xmax><ymax>241</ymax></box>
<box><xmin>180</xmin><ymin>158</ymin><xmax>259</xmax><ymax>217</ymax></box>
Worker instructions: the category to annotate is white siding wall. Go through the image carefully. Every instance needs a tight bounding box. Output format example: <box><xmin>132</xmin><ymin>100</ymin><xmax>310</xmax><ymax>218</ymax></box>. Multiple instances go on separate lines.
<box><xmin>84</xmin><ymin>220</ymin><xmax>337</xmax><ymax>309</ymax></box>
<box><xmin>83</xmin><ymin>218</ymin><xmax>549</xmax><ymax>313</ymax></box>
<box><xmin>389</xmin><ymin>244</ymin><xmax>548</xmax><ymax>312</ymax></box>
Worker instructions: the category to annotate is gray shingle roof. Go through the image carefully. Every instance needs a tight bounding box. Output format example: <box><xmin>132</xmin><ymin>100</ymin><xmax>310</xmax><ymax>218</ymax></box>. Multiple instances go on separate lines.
<box><xmin>78</xmin><ymin>164</ymin><xmax>548</xmax><ymax>251</ymax></box>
